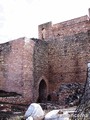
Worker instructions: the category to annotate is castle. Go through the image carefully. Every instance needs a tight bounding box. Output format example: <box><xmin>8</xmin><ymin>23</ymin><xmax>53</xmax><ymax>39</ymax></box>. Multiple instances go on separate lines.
<box><xmin>0</xmin><ymin>10</ymin><xmax>90</xmax><ymax>105</ymax></box>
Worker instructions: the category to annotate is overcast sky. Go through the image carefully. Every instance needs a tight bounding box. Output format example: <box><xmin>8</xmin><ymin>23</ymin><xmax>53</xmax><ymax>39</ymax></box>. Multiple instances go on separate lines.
<box><xmin>0</xmin><ymin>0</ymin><xmax>90</xmax><ymax>43</ymax></box>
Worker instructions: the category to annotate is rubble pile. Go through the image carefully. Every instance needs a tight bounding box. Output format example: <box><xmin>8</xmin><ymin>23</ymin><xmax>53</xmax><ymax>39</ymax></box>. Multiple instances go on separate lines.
<box><xmin>58</xmin><ymin>83</ymin><xmax>84</xmax><ymax>106</ymax></box>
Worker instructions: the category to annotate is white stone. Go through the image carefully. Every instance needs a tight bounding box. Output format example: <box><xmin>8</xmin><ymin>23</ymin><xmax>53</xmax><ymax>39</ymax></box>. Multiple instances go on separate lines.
<box><xmin>45</xmin><ymin>110</ymin><xmax>69</xmax><ymax>120</ymax></box>
<box><xmin>62</xmin><ymin>111</ymin><xmax>69</xmax><ymax>120</ymax></box>
<box><xmin>26</xmin><ymin>116</ymin><xmax>33</xmax><ymax>120</ymax></box>
<box><xmin>45</xmin><ymin>110</ymin><xmax>60</xmax><ymax>120</ymax></box>
<box><xmin>88</xmin><ymin>63</ymin><xmax>90</xmax><ymax>67</ymax></box>
<box><xmin>24</xmin><ymin>103</ymin><xmax>44</xmax><ymax>120</ymax></box>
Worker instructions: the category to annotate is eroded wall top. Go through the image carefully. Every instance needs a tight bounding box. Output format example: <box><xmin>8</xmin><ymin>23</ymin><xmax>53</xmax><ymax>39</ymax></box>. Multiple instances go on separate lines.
<box><xmin>38</xmin><ymin>15</ymin><xmax>90</xmax><ymax>40</ymax></box>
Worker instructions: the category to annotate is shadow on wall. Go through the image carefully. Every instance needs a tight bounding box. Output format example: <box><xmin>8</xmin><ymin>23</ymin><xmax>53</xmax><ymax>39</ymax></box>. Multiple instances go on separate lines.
<box><xmin>0</xmin><ymin>90</ymin><xmax>21</xmax><ymax>97</ymax></box>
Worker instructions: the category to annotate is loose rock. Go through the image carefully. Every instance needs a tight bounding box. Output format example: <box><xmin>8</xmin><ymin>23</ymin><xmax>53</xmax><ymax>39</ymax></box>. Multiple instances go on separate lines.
<box><xmin>24</xmin><ymin>103</ymin><xmax>44</xmax><ymax>120</ymax></box>
<box><xmin>45</xmin><ymin>110</ymin><xmax>69</xmax><ymax>120</ymax></box>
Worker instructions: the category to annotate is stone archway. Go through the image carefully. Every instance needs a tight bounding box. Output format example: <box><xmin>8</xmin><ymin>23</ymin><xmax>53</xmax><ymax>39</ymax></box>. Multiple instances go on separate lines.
<box><xmin>37</xmin><ymin>79</ymin><xmax>47</xmax><ymax>103</ymax></box>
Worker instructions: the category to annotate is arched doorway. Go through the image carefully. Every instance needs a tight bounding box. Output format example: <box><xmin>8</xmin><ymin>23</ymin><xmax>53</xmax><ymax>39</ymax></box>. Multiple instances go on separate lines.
<box><xmin>37</xmin><ymin>79</ymin><xmax>47</xmax><ymax>103</ymax></box>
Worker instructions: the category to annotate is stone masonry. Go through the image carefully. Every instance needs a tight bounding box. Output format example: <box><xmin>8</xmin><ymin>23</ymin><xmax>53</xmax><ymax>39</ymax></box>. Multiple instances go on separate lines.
<box><xmin>0</xmin><ymin>37</ymin><xmax>49</xmax><ymax>104</ymax></box>
<box><xmin>38</xmin><ymin>15</ymin><xmax>90</xmax><ymax>105</ymax></box>
<box><xmin>0</xmin><ymin>13</ymin><xmax>90</xmax><ymax>105</ymax></box>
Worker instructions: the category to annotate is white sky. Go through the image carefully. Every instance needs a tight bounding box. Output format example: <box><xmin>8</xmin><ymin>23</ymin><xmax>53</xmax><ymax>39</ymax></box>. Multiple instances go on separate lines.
<box><xmin>0</xmin><ymin>0</ymin><xmax>90</xmax><ymax>43</ymax></box>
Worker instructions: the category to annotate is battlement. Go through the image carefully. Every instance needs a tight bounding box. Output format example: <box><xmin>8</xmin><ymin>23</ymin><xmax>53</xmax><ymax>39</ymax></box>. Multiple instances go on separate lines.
<box><xmin>38</xmin><ymin>15</ymin><xmax>90</xmax><ymax>40</ymax></box>
<box><xmin>53</xmin><ymin>15</ymin><xmax>88</xmax><ymax>28</ymax></box>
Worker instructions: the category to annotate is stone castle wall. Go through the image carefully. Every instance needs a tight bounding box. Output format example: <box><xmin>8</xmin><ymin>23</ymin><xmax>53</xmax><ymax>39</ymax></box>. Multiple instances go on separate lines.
<box><xmin>48</xmin><ymin>31</ymin><xmax>90</xmax><ymax>94</ymax></box>
<box><xmin>0</xmin><ymin>14</ymin><xmax>90</xmax><ymax>105</ymax></box>
<box><xmin>33</xmin><ymin>39</ymin><xmax>49</xmax><ymax>102</ymax></box>
<box><xmin>38</xmin><ymin>15</ymin><xmax>90</xmax><ymax>104</ymax></box>
<box><xmin>0</xmin><ymin>38</ymin><xmax>49</xmax><ymax>104</ymax></box>
<box><xmin>38</xmin><ymin>15</ymin><xmax>89</xmax><ymax>40</ymax></box>
<box><xmin>0</xmin><ymin>42</ymin><xmax>11</xmax><ymax>90</ymax></box>
<box><xmin>0</xmin><ymin>38</ymin><xmax>35</xmax><ymax>104</ymax></box>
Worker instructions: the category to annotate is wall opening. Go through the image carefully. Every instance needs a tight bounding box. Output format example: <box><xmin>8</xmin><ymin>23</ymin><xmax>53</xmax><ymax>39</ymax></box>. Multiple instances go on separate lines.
<box><xmin>41</xmin><ymin>28</ymin><xmax>46</xmax><ymax>40</ymax></box>
<box><xmin>47</xmin><ymin>94</ymin><xmax>51</xmax><ymax>101</ymax></box>
<box><xmin>37</xmin><ymin>79</ymin><xmax>47</xmax><ymax>103</ymax></box>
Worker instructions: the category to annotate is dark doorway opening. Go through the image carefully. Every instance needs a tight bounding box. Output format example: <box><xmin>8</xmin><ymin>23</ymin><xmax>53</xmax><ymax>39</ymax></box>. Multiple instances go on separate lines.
<box><xmin>47</xmin><ymin>94</ymin><xmax>51</xmax><ymax>101</ymax></box>
<box><xmin>37</xmin><ymin>79</ymin><xmax>47</xmax><ymax>103</ymax></box>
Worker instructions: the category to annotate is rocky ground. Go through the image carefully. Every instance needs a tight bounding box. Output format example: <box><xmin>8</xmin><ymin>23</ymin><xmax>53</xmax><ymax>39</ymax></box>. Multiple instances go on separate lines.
<box><xmin>0</xmin><ymin>83</ymin><xmax>84</xmax><ymax>119</ymax></box>
<box><xmin>0</xmin><ymin>102</ymin><xmax>76</xmax><ymax>120</ymax></box>
<box><xmin>0</xmin><ymin>103</ymin><xmax>27</xmax><ymax>120</ymax></box>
